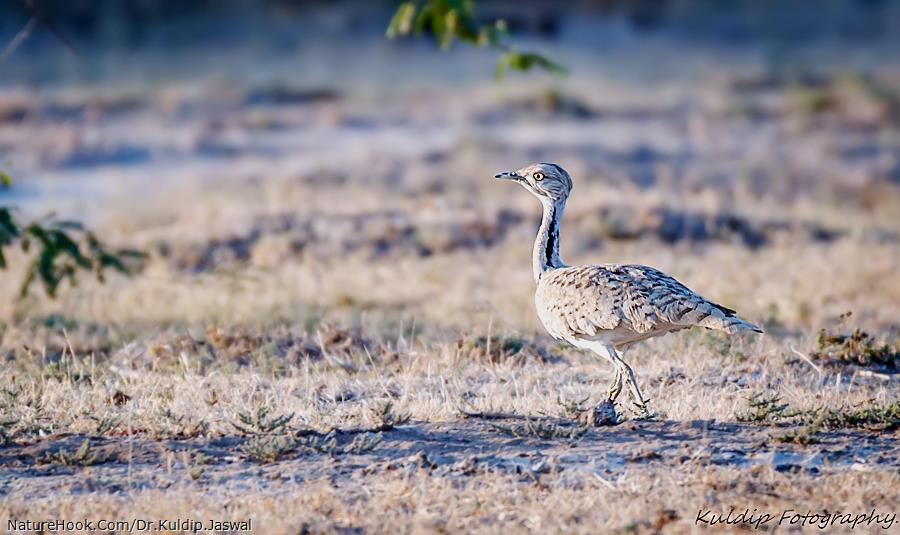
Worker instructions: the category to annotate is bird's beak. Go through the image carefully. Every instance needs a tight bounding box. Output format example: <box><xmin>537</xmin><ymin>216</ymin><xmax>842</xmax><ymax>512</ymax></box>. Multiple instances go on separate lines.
<box><xmin>494</xmin><ymin>171</ymin><xmax>520</xmax><ymax>181</ymax></box>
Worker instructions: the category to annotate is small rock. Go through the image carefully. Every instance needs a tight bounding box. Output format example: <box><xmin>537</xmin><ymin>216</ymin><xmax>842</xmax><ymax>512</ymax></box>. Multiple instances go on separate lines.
<box><xmin>578</xmin><ymin>400</ymin><xmax>619</xmax><ymax>427</ymax></box>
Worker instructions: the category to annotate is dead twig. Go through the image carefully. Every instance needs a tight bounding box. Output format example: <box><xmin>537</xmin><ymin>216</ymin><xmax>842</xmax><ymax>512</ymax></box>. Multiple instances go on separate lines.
<box><xmin>857</xmin><ymin>369</ymin><xmax>897</xmax><ymax>381</ymax></box>
<box><xmin>791</xmin><ymin>346</ymin><xmax>823</xmax><ymax>375</ymax></box>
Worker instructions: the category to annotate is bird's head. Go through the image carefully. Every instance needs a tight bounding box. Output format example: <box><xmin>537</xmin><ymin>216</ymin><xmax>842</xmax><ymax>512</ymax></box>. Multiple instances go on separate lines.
<box><xmin>494</xmin><ymin>162</ymin><xmax>573</xmax><ymax>203</ymax></box>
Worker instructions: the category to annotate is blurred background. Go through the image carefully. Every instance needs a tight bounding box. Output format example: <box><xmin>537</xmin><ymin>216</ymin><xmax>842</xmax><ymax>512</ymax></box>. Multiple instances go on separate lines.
<box><xmin>1</xmin><ymin>0</ymin><xmax>899</xmax><ymax>337</ymax></box>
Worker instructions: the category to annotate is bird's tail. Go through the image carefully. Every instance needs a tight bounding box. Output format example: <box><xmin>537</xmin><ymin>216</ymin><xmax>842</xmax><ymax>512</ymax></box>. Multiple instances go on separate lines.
<box><xmin>699</xmin><ymin>313</ymin><xmax>763</xmax><ymax>334</ymax></box>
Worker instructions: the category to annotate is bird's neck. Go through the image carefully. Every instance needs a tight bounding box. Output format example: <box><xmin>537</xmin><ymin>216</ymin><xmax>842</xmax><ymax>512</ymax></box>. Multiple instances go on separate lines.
<box><xmin>533</xmin><ymin>198</ymin><xmax>567</xmax><ymax>283</ymax></box>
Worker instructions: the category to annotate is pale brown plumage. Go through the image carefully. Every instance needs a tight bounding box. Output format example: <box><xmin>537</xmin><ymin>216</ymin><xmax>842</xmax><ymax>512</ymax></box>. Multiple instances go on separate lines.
<box><xmin>495</xmin><ymin>162</ymin><xmax>761</xmax><ymax>418</ymax></box>
<box><xmin>536</xmin><ymin>264</ymin><xmax>761</xmax><ymax>348</ymax></box>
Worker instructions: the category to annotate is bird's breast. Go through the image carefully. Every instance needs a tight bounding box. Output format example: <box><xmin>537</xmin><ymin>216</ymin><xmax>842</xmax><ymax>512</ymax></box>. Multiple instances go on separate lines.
<box><xmin>534</xmin><ymin>279</ymin><xmax>577</xmax><ymax>341</ymax></box>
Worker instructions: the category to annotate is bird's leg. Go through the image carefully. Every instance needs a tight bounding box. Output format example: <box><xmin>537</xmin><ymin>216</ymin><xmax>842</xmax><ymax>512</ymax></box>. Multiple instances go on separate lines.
<box><xmin>576</xmin><ymin>344</ymin><xmax>622</xmax><ymax>426</ymax></box>
<box><xmin>616</xmin><ymin>359</ymin><xmax>650</xmax><ymax>417</ymax></box>
<box><xmin>604</xmin><ymin>367</ymin><xmax>623</xmax><ymax>402</ymax></box>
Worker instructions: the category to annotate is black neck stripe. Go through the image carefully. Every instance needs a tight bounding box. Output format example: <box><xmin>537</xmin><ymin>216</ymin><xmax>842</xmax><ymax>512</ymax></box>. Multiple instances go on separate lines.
<box><xmin>545</xmin><ymin>205</ymin><xmax>557</xmax><ymax>267</ymax></box>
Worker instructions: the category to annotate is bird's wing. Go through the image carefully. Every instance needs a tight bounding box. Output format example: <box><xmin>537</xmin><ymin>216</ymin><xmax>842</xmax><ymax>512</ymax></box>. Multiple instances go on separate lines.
<box><xmin>539</xmin><ymin>264</ymin><xmax>760</xmax><ymax>337</ymax></box>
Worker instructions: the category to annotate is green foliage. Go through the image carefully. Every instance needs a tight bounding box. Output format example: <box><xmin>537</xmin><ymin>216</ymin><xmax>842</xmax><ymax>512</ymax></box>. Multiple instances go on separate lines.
<box><xmin>0</xmin><ymin>417</ymin><xmax>18</xmax><ymax>446</ymax></box>
<box><xmin>158</xmin><ymin>409</ymin><xmax>209</xmax><ymax>438</ymax></box>
<box><xmin>89</xmin><ymin>415</ymin><xmax>121</xmax><ymax>436</ymax></box>
<box><xmin>557</xmin><ymin>396</ymin><xmax>590</xmax><ymax>420</ymax></box>
<box><xmin>774</xmin><ymin>416</ymin><xmax>823</xmax><ymax>445</ymax></box>
<box><xmin>240</xmin><ymin>431</ymin><xmax>384</xmax><ymax>464</ymax></box>
<box><xmin>240</xmin><ymin>435</ymin><xmax>297</xmax><ymax>463</ymax></box>
<box><xmin>371</xmin><ymin>401</ymin><xmax>410</xmax><ymax>430</ymax></box>
<box><xmin>298</xmin><ymin>431</ymin><xmax>383</xmax><ymax>456</ymax></box>
<box><xmin>495</xmin><ymin>50</ymin><xmax>565</xmax><ymax>80</ymax></box>
<box><xmin>735</xmin><ymin>392</ymin><xmax>791</xmax><ymax>423</ymax></box>
<box><xmin>1</xmin><ymin>176</ymin><xmax>146</xmax><ymax>298</ymax></box>
<box><xmin>16</xmin><ymin>217</ymin><xmax>145</xmax><ymax>298</ymax></box>
<box><xmin>813</xmin><ymin>315</ymin><xmax>899</xmax><ymax>370</ymax></box>
<box><xmin>816</xmin><ymin>400</ymin><xmax>900</xmax><ymax>432</ymax></box>
<box><xmin>737</xmin><ymin>391</ymin><xmax>900</xmax><ymax>443</ymax></box>
<box><xmin>491</xmin><ymin>417</ymin><xmax>587</xmax><ymax>440</ymax></box>
<box><xmin>386</xmin><ymin>0</ymin><xmax>565</xmax><ymax>79</ymax></box>
<box><xmin>773</xmin><ymin>402</ymin><xmax>900</xmax><ymax>445</ymax></box>
<box><xmin>37</xmin><ymin>438</ymin><xmax>117</xmax><ymax>466</ymax></box>
<box><xmin>231</xmin><ymin>406</ymin><xmax>294</xmax><ymax>435</ymax></box>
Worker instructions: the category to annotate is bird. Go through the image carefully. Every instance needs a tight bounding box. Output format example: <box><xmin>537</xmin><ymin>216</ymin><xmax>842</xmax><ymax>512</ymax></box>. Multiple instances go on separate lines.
<box><xmin>494</xmin><ymin>163</ymin><xmax>762</xmax><ymax>418</ymax></box>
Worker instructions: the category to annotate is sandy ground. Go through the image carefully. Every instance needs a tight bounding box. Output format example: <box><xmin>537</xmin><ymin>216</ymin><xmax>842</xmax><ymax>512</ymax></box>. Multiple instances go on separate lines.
<box><xmin>3</xmin><ymin>418</ymin><xmax>899</xmax><ymax>500</ymax></box>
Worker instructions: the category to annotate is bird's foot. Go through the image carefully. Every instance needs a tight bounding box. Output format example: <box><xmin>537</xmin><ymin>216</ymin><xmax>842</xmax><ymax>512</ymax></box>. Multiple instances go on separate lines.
<box><xmin>578</xmin><ymin>398</ymin><xmax>619</xmax><ymax>427</ymax></box>
<box><xmin>628</xmin><ymin>400</ymin><xmax>657</xmax><ymax>420</ymax></box>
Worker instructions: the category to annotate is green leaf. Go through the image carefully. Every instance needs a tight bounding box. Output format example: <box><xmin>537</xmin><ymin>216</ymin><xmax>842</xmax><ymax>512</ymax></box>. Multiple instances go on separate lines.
<box><xmin>441</xmin><ymin>9</ymin><xmax>458</xmax><ymax>49</ymax></box>
<box><xmin>12</xmin><ymin>217</ymin><xmax>146</xmax><ymax>299</ymax></box>
<box><xmin>413</xmin><ymin>3</ymin><xmax>432</xmax><ymax>34</ymax></box>
<box><xmin>386</xmin><ymin>2</ymin><xmax>417</xmax><ymax>39</ymax></box>
<box><xmin>386</xmin><ymin>1</ymin><xmax>566</xmax><ymax>79</ymax></box>
<box><xmin>0</xmin><ymin>171</ymin><xmax>10</xmax><ymax>188</ymax></box>
<box><xmin>0</xmin><ymin>208</ymin><xmax>19</xmax><ymax>243</ymax></box>
<box><xmin>24</xmin><ymin>224</ymin><xmax>52</xmax><ymax>247</ymax></box>
<box><xmin>518</xmin><ymin>52</ymin><xmax>568</xmax><ymax>75</ymax></box>
<box><xmin>52</xmin><ymin>230</ymin><xmax>92</xmax><ymax>269</ymax></box>
<box><xmin>36</xmin><ymin>248</ymin><xmax>60</xmax><ymax>298</ymax></box>
<box><xmin>496</xmin><ymin>49</ymin><xmax>567</xmax><ymax>79</ymax></box>
<box><xmin>18</xmin><ymin>259</ymin><xmax>37</xmax><ymax>298</ymax></box>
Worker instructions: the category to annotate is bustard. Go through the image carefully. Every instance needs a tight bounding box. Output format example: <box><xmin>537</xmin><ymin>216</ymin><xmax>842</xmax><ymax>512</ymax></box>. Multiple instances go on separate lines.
<box><xmin>495</xmin><ymin>163</ymin><xmax>761</xmax><ymax>418</ymax></box>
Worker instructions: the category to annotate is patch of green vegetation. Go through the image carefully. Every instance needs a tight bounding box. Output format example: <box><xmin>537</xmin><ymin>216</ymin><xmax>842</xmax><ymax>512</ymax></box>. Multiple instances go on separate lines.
<box><xmin>387</xmin><ymin>0</ymin><xmax>565</xmax><ymax>79</ymax></box>
<box><xmin>772</xmin><ymin>401</ymin><xmax>900</xmax><ymax>444</ymax></box>
<box><xmin>339</xmin><ymin>433</ymin><xmax>384</xmax><ymax>455</ymax></box>
<box><xmin>241</xmin><ymin>430</ymin><xmax>384</xmax><ymax>464</ymax></box>
<box><xmin>557</xmin><ymin>396</ymin><xmax>590</xmax><ymax>420</ymax></box>
<box><xmin>0</xmin><ymin>417</ymin><xmax>18</xmax><ymax>446</ymax></box>
<box><xmin>158</xmin><ymin>409</ymin><xmax>209</xmax><ymax>438</ymax></box>
<box><xmin>491</xmin><ymin>418</ymin><xmax>587</xmax><ymax>440</ymax></box>
<box><xmin>2</xmin><ymin>175</ymin><xmax>145</xmax><ymax>300</ymax></box>
<box><xmin>467</xmin><ymin>335</ymin><xmax>525</xmax><ymax>353</ymax></box>
<box><xmin>36</xmin><ymin>439</ymin><xmax>116</xmax><ymax>466</ymax></box>
<box><xmin>738</xmin><ymin>391</ymin><xmax>900</xmax><ymax>444</ymax></box>
<box><xmin>813</xmin><ymin>320</ymin><xmax>898</xmax><ymax>370</ymax></box>
<box><xmin>736</xmin><ymin>392</ymin><xmax>792</xmax><ymax>423</ymax></box>
<box><xmin>298</xmin><ymin>432</ymin><xmax>383</xmax><ymax>456</ymax></box>
<box><xmin>89</xmin><ymin>415</ymin><xmax>121</xmax><ymax>436</ymax></box>
<box><xmin>463</xmin><ymin>334</ymin><xmax>544</xmax><ymax>364</ymax></box>
<box><xmin>231</xmin><ymin>406</ymin><xmax>294</xmax><ymax>435</ymax></box>
<box><xmin>370</xmin><ymin>401</ymin><xmax>410</xmax><ymax>431</ymax></box>
<box><xmin>774</xmin><ymin>416</ymin><xmax>823</xmax><ymax>445</ymax></box>
<box><xmin>1</xmin><ymin>208</ymin><xmax>146</xmax><ymax>299</ymax></box>
<box><xmin>816</xmin><ymin>400</ymin><xmax>900</xmax><ymax>432</ymax></box>
<box><xmin>240</xmin><ymin>435</ymin><xmax>297</xmax><ymax>464</ymax></box>
<box><xmin>2</xmin><ymin>384</ymin><xmax>55</xmax><ymax>437</ymax></box>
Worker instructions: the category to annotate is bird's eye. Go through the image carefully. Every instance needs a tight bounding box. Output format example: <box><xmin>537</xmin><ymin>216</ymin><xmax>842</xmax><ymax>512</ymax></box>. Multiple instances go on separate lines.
<box><xmin>533</xmin><ymin>172</ymin><xmax>545</xmax><ymax>181</ymax></box>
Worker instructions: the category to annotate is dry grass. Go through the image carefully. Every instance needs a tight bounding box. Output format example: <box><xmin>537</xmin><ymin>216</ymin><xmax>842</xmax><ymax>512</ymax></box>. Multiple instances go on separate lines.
<box><xmin>2</xmin><ymin>467</ymin><xmax>897</xmax><ymax>534</ymax></box>
<box><xmin>1</xmin><ymin>70</ymin><xmax>899</xmax><ymax>531</ymax></box>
